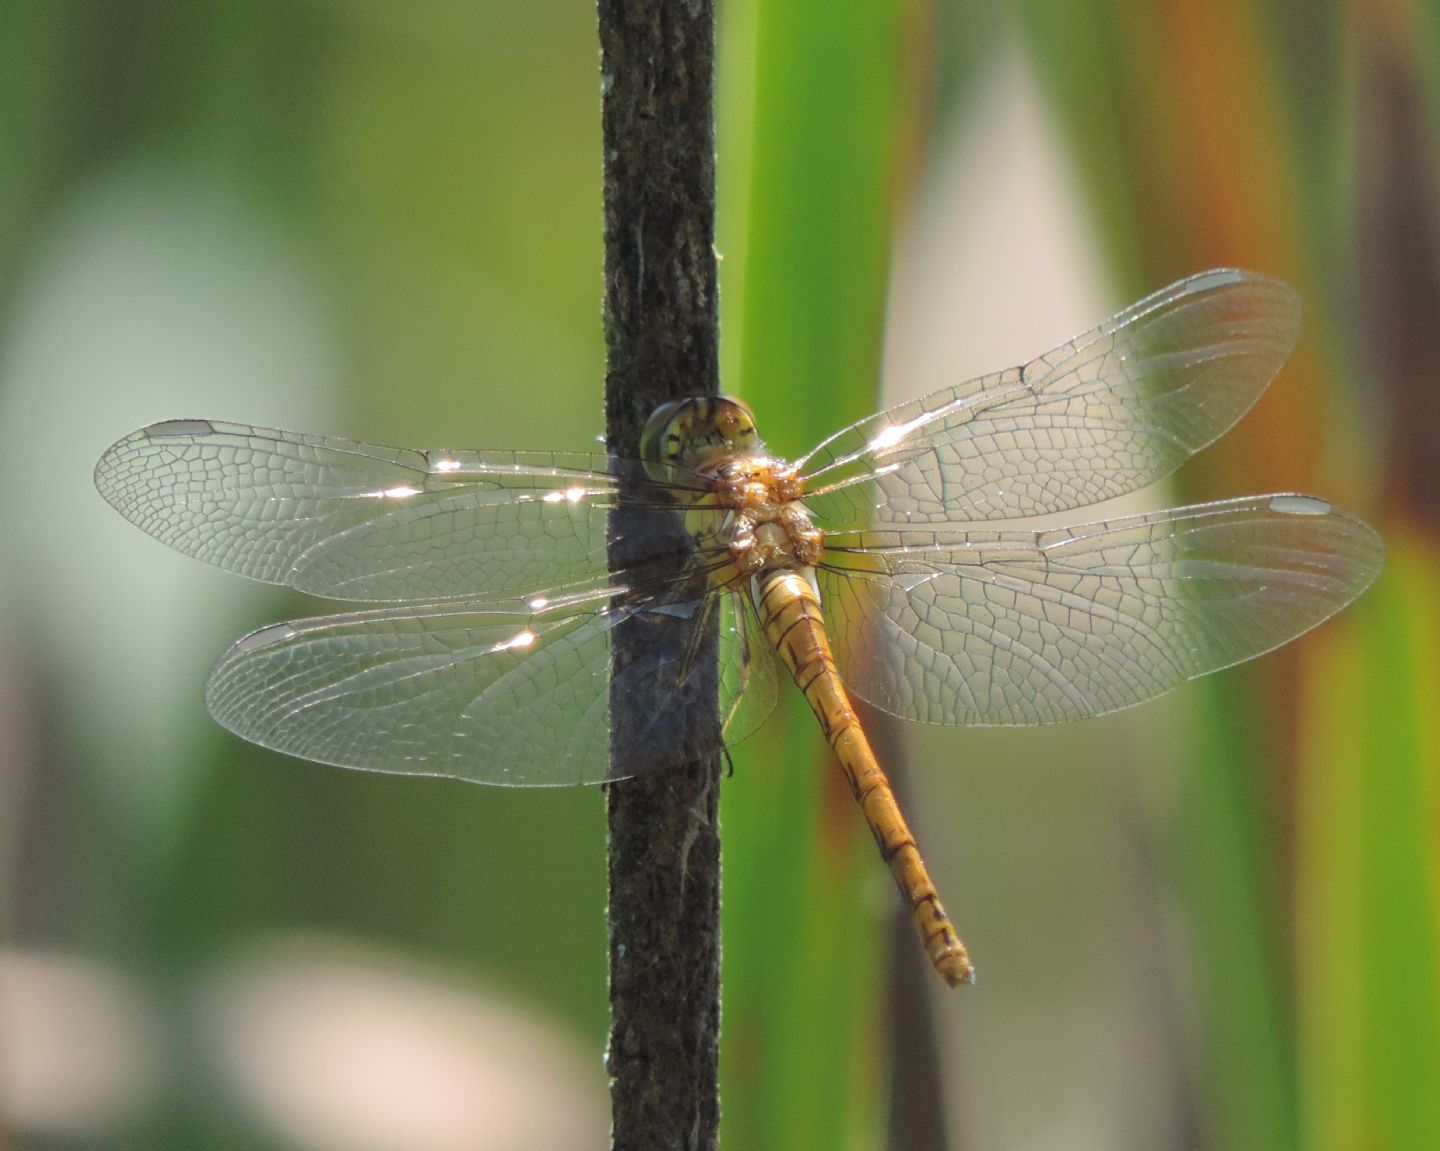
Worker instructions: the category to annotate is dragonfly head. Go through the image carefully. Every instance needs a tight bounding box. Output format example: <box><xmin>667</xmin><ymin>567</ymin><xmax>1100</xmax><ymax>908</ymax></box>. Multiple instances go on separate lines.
<box><xmin>641</xmin><ymin>395</ymin><xmax>763</xmax><ymax>481</ymax></box>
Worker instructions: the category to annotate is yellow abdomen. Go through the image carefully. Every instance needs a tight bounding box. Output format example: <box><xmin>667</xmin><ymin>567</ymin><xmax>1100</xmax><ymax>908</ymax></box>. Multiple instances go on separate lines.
<box><xmin>752</xmin><ymin>567</ymin><xmax>974</xmax><ymax>988</ymax></box>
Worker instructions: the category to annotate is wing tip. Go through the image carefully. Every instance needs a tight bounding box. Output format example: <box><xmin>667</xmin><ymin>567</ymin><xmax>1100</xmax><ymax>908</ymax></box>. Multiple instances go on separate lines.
<box><xmin>1264</xmin><ymin>492</ymin><xmax>1386</xmax><ymax>587</ymax></box>
<box><xmin>1156</xmin><ymin>267</ymin><xmax>1302</xmax><ymax>335</ymax></box>
<box><xmin>94</xmin><ymin>419</ymin><xmax>223</xmax><ymax>502</ymax></box>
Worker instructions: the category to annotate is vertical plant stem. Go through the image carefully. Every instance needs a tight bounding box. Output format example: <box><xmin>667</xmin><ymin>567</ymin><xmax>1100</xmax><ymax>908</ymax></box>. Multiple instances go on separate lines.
<box><xmin>599</xmin><ymin>2</ymin><xmax>722</xmax><ymax>1149</ymax></box>
<box><xmin>867</xmin><ymin>708</ymin><xmax>954</xmax><ymax>1151</ymax></box>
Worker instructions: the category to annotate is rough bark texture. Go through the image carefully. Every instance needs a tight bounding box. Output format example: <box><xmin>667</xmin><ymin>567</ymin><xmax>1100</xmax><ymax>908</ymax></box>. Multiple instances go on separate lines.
<box><xmin>599</xmin><ymin>2</ymin><xmax>722</xmax><ymax>1149</ymax></box>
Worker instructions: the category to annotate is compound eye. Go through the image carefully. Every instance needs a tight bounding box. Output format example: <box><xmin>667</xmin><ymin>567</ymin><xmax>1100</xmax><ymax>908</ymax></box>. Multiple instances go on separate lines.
<box><xmin>712</xmin><ymin>397</ymin><xmax>759</xmax><ymax>449</ymax></box>
<box><xmin>639</xmin><ymin>395</ymin><xmax>764</xmax><ymax>486</ymax></box>
<box><xmin>640</xmin><ymin>400</ymin><xmax>686</xmax><ymax>465</ymax></box>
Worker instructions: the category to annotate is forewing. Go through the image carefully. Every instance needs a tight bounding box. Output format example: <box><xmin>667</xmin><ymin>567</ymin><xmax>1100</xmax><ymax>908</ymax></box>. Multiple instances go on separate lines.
<box><xmin>800</xmin><ymin>270</ymin><xmax>1301</xmax><ymax>526</ymax></box>
<box><xmin>95</xmin><ymin>419</ymin><xmax>705</xmax><ymax>601</ymax></box>
<box><xmin>205</xmin><ymin>589</ymin><xmax>748</xmax><ymax>786</ymax></box>
<box><xmin>817</xmin><ymin>495</ymin><xmax>1383</xmax><ymax>725</ymax></box>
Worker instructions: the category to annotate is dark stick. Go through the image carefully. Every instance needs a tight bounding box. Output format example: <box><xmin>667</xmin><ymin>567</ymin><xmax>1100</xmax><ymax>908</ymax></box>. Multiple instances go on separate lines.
<box><xmin>599</xmin><ymin>2</ymin><xmax>722</xmax><ymax>1149</ymax></box>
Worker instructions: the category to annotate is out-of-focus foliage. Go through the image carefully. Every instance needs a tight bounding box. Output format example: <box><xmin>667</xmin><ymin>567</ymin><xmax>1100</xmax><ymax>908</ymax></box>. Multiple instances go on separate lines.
<box><xmin>1</xmin><ymin>0</ymin><xmax>1435</xmax><ymax>1149</ymax></box>
<box><xmin>715</xmin><ymin>2</ymin><xmax>915</xmax><ymax>1147</ymax></box>
<box><xmin>1</xmin><ymin>3</ymin><xmax>611</xmax><ymax>1147</ymax></box>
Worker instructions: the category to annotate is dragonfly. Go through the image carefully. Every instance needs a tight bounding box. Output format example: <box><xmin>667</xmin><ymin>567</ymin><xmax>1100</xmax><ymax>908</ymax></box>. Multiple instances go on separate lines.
<box><xmin>95</xmin><ymin>268</ymin><xmax>1383</xmax><ymax>987</ymax></box>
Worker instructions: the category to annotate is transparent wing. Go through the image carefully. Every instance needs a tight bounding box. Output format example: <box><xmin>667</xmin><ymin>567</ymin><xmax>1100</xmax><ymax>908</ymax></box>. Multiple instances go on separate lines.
<box><xmin>816</xmin><ymin>495</ymin><xmax>1383</xmax><ymax>726</ymax></box>
<box><xmin>718</xmin><ymin>590</ymin><xmax>781</xmax><ymax>751</ymax></box>
<box><xmin>206</xmin><ymin>584</ymin><xmax>767</xmax><ymax>786</ymax></box>
<box><xmin>800</xmin><ymin>269</ymin><xmax>1302</xmax><ymax>527</ymax></box>
<box><xmin>95</xmin><ymin>419</ymin><xmax>711</xmax><ymax>602</ymax></box>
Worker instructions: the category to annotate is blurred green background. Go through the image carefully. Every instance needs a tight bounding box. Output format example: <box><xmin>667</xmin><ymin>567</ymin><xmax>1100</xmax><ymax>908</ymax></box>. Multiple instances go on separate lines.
<box><xmin>1</xmin><ymin>1</ymin><xmax>1434</xmax><ymax>1149</ymax></box>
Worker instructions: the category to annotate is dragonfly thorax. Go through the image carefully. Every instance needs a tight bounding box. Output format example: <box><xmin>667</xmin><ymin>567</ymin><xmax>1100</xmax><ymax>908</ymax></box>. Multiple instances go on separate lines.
<box><xmin>707</xmin><ymin>456</ymin><xmax>823</xmax><ymax>585</ymax></box>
